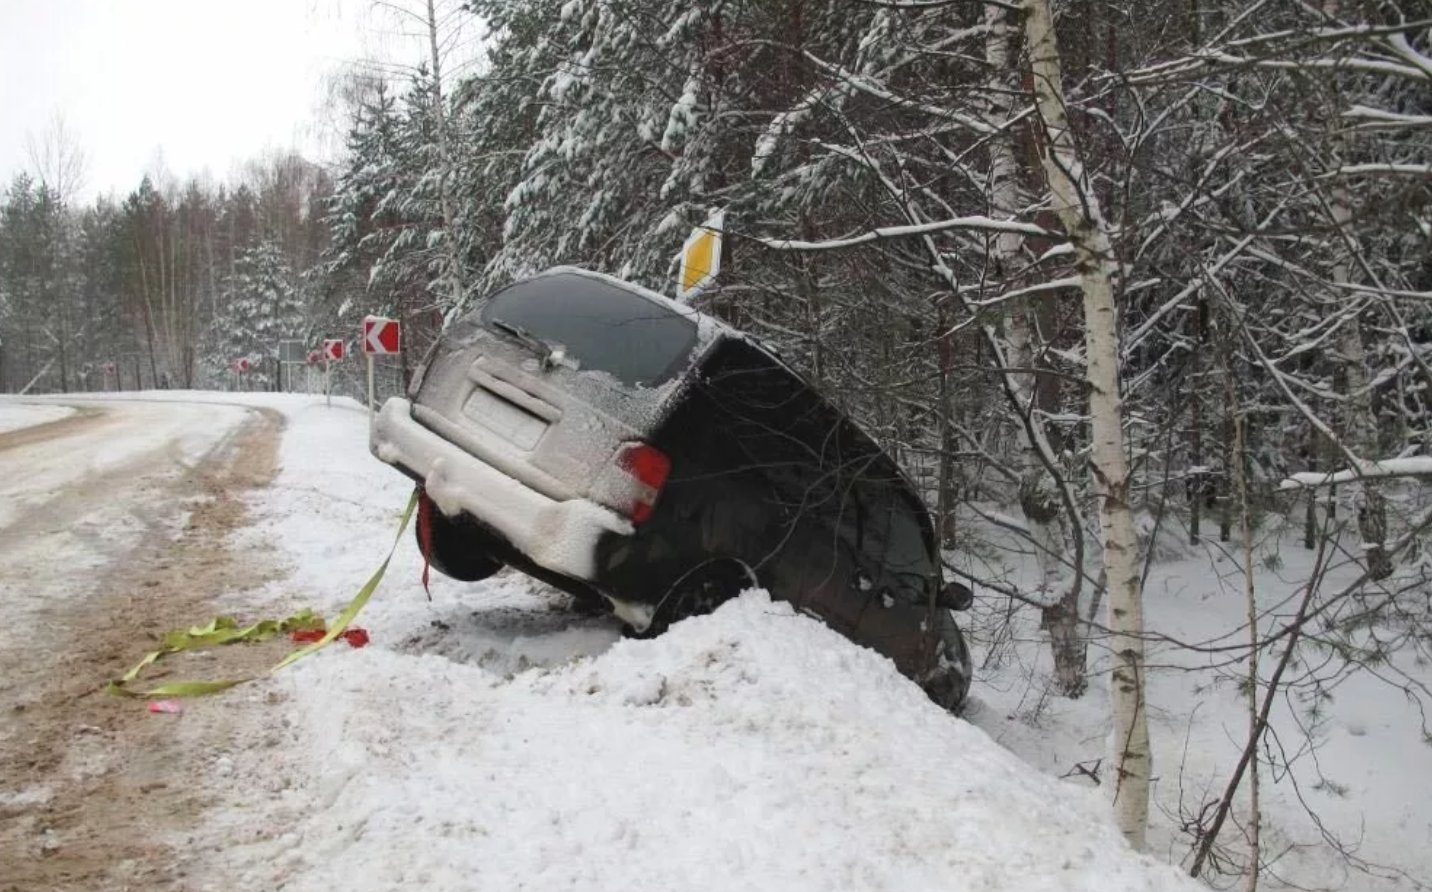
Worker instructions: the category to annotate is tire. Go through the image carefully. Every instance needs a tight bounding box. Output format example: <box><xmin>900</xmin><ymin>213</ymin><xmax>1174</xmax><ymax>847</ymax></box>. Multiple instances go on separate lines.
<box><xmin>921</xmin><ymin>612</ymin><xmax>973</xmax><ymax>713</ymax></box>
<box><xmin>628</xmin><ymin>558</ymin><xmax>757</xmax><ymax>638</ymax></box>
<box><xmin>416</xmin><ymin>496</ymin><xmax>504</xmax><ymax>583</ymax></box>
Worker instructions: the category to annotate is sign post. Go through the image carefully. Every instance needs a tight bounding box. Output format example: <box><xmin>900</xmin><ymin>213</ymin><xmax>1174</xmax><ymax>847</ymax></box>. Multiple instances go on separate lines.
<box><xmin>232</xmin><ymin>357</ymin><xmax>251</xmax><ymax>392</ymax></box>
<box><xmin>306</xmin><ymin>349</ymin><xmax>321</xmax><ymax>395</ymax></box>
<box><xmin>278</xmin><ymin>339</ymin><xmax>306</xmax><ymax>393</ymax></box>
<box><xmin>676</xmin><ymin>208</ymin><xmax>725</xmax><ymax>303</ymax></box>
<box><xmin>322</xmin><ymin>339</ymin><xmax>346</xmax><ymax>407</ymax></box>
<box><xmin>361</xmin><ymin>315</ymin><xmax>402</xmax><ymax>418</ymax></box>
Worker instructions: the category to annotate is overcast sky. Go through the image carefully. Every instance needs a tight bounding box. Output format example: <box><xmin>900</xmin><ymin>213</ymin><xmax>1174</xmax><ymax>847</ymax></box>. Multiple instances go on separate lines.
<box><xmin>0</xmin><ymin>0</ymin><xmax>476</xmax><ymax>202</ymax></box>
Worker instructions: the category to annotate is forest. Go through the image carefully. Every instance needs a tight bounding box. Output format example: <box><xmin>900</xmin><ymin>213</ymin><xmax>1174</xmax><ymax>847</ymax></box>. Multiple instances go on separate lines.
<box><xmin>2</xmin><ymin>0</ymin><xmax>1430</xmax><ymax>882</ymax></box>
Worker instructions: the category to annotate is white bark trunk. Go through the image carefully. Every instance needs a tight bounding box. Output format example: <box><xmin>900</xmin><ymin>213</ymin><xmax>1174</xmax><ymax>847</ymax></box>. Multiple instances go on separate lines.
<box><xmin>1022</xmin><ymin>0</ymin><xmax>1151</xmax><ymax>848</ymax></box>
<box><xmin>986</xmin><ymin>4</ymin><xmax>1085</xmax><ymax>696</ymax></box>
<box><xmin>1330</xmin><ymin>197</ymin><xmax>1391</xmax><ymax>579</ymax></box>
<box><xmin>426</xmin><ymin>0</ymin><xmax>465</xmax><ymax>310</ymax></box>
<box><xmin>1229</xmin><ymin>371</ymin><xmax>1262</xmax><ymax>888</ymax></box>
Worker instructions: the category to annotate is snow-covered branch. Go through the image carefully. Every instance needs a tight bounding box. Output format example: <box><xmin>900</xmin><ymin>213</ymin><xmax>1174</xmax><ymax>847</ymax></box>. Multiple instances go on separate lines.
<box><xmin>1331</xmin><ymin>163</ymin><xmax>1432</xmax><ymax>177</ymax></box>
<box><xmin>1280</xmin><ymin>458</ymin><xmax>1432</xmax><ymax>490</ymax></box>
<box><xmin>1342</xmin><ymin>105</ymin><xmax>1432</xmax><ymax>129</ymax></box>
<box><xmin>754</xmin><ymin>216</ymin><xmax>1057</xmax><ymax>251</ymax></box>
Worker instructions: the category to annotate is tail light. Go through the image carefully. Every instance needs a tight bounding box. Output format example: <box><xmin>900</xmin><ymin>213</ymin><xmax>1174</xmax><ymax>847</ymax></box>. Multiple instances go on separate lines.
<box><xmin>613</xmin><ymin>442</ymin><xmax>671</xmax><ymax>524</ymax></box>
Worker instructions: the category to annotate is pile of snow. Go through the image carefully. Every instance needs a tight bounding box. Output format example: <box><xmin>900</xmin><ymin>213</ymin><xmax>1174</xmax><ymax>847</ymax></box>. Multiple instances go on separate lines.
<box><xmin>197</xmin><ymin>396</ymin><xmax>1194</xmax><ymax>892</ymax></box>
<box><xmin>0</xmin><ymin>400</ymin><xmax>74</xmax><ymax>433</ymax></box>
<box><xmin>218</xmin><ymin>595</ymin><xmax>1192</xmax><ymax>891</ymax></box>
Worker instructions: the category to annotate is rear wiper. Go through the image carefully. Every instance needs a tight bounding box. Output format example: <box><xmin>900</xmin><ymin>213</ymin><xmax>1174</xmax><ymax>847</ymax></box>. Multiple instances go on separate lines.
<box><xmin>489</xmin><ymin>318</ymin><xmax>571</xmax><ymax>371</ymax></box>
<box><xmin>491</xmin><ymin>318</ymin><xmax>553</xmax><ymax>360</ymax></box>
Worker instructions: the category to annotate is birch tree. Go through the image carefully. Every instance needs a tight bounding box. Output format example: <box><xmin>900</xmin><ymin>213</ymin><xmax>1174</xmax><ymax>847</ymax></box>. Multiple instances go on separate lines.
<box><xmin>1023</xmin><ymin>0</ymin><xmax>1150</xmax><ymax>848</ymax></box>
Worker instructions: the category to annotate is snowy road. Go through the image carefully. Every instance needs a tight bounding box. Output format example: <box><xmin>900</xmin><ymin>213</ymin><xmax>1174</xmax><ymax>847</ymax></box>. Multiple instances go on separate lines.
<box><xmin>0</xmin><ymin>396</ymin><xmax>280</xmax><ymax>890</ymax></box>
<box><xmin>0</xmin><ymin>403</ymin><xmax>75</xmax><ymax>436</ymax></box>
<box><xmin>0</xmin><ymin>393</ymin><xmax>1197</xmax><ymax>891</ymax></box>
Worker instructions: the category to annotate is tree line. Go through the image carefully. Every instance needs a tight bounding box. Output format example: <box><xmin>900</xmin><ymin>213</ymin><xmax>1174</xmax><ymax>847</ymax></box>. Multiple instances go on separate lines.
<box><xmin>0</xmin><ymin>153</ymin><xmax>333</xmax><ymax>392</ymax></box>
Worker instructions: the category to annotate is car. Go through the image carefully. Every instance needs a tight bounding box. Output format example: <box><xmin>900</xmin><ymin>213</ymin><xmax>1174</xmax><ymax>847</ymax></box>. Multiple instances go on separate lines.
<box><xmin>370</xmin><ymin>266</ymin><xmax>974</xmax><ymax>710</ymax></box>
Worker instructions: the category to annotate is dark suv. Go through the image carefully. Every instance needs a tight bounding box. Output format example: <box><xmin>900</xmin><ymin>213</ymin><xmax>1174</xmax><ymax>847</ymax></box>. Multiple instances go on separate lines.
<box><xmin>371</xmin><ymin>267</ymin><xmax>973</xmax><ymax>710</ymax></box>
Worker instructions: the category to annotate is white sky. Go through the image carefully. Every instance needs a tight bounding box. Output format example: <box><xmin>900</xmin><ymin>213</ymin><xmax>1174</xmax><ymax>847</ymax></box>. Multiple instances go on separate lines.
<box><xmin>0</xmin><ymin>0</ymin><xmax>478</xmax><ymax>202</ymax></box>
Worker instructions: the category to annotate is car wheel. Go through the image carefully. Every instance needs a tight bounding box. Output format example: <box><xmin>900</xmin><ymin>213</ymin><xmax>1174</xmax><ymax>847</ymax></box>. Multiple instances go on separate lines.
<box><xmin>921</xmin><ymin>612</ymin><xmax>973</xmax><ymax>713</ymax></box>
<box><xmin>628</xmin><ymin>558</ymin><xmax>758</xmax><ymax>638</ymax></box>
<box><xmin>416</xmin><ymin>494</ymin><xmax>504</xmax><ymax>582</ymax></box>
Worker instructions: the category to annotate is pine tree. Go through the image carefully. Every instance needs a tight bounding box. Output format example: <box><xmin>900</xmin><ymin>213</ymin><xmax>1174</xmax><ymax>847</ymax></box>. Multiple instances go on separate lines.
<box><xmin>203</xmin><ymin>239</ymin><xmax>306</xmax><ymax>387</ymax></box>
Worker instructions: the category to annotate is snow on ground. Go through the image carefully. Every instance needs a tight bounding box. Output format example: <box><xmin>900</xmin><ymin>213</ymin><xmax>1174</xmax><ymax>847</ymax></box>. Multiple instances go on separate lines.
<box><xmin>961</xmin><ymin>510</ymin><xmax>1432</xmax><ymax>890</ymax></box>
<box><xmin>166</xmin><ymin>393</ymin><xmax>1198</xmax><ymax>891</ymax></box>
<box><xmin>22</xmin><ymin>390</ymin><xmax>1421</xmax><ymax>889</ymax></box>
<box><xmin>0</xmin><ymin>400</ymin><xmax>73</xmax><ymax>433</ymax></box>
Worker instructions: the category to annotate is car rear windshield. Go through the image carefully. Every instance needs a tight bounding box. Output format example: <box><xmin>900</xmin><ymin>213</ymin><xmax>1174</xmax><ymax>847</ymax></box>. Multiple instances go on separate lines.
<box><xmin>480</xmin><ymin>272</ymin><xmax>699</xmax><ymax>387</ymax></box>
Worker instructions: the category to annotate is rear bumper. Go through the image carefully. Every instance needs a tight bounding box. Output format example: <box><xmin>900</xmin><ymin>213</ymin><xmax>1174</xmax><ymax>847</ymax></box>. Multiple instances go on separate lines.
<box><xmin>370</xmin><ymin>398</ymin><xmax>632</xmax><ymax>582</ymax></box>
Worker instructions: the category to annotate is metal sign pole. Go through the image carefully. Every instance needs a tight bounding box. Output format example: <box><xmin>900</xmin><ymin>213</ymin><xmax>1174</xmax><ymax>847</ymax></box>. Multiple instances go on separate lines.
<box><xmin>367</xmin><ymin>353</ymin><xmax>376</xmax><ymax>419</ymax></box>
<box><xmin>324</xmin><ymin>357</ymin><xmax>332</xmax><ymax>408</ymax></box>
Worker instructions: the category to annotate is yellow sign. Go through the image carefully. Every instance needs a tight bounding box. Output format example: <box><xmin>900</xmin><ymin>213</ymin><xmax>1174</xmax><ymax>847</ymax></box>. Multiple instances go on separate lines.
<box><xmin>677</xmin><ymin>209</ymin><xmax>724</xmax><ymax>302</ymax></box>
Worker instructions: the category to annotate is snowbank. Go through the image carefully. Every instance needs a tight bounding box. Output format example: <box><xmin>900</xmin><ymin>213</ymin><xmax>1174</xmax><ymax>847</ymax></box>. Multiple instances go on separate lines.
<box><xmin>197</xmin><ymin>393</ymin><xmax>1195</xmax><ymax>892</ymax></box>
<box><xmin>216</xmin><ymin>594</ymin><xmax>1194</xmax><ymax>891</ymax></box>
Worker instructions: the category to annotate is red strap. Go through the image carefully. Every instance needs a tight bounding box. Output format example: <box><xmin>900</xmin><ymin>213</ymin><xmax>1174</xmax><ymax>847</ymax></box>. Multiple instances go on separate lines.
<box><xmin>416</xmin><ymin>487</ymin><xmax>434</xmax><ymax>599</ymax></box>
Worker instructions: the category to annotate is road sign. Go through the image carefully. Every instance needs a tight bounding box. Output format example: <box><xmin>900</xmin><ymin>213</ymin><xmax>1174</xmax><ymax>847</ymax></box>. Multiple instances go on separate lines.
<box><xmin>234</xmin><ymin>357</ymin><xmax>251</xmax><ymax>373</ymax></box>
<box><xmin>677</xmin><ymin>208</ymin><xmax>725</xmax><ymax>302</ymax></box>
<box><xmin>307</xmin><ymin>349</ymin><xmax>322</xmax><ymax>365</ymax></box>
<box><xmin>279</xmin><ymin>339</ymin><xmax>307</xmax><ymax>363</ymax></box>
<box><xmin>323</xmin><ymin>339</ymin><xmax>346</xmax><ymax>362</ymax></box>
<box><xmin>363</xmin><ymin>316</ymin><xmax>401</xmax><ymax>355</ymax></box>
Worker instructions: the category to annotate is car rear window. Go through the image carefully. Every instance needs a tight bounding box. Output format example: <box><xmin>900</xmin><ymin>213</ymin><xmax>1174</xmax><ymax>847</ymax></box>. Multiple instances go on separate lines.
<box><xmin>480</xmin><ymin>272</ymin><xmax>699</xmax><ymax>387</ymax></box>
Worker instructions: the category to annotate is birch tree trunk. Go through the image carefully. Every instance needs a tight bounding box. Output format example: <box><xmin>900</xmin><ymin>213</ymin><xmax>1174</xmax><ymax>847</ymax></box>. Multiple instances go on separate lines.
<box><xmin>987</xmin><ymin>2</ymin><xmax>1087</xmax><ymax>696</ymax></box>
<box><xmin>425</xmin><ymin>0</ymin><xmax>466</xmax><ymax>310</ymax></box>
<box><xmin>1022</xmin><ymin>0</ymin><xmax>1150</xmax><ymax>848</ymax></box>
<box><xmin>135</xmin><ymin>235</ymin><xmax>161</xmax><ymax>388</ymax></box>
<box><xmin>1329</xmin><ymin>196</ymin><xmax>1392</xmax><ymax>580</ymax></box>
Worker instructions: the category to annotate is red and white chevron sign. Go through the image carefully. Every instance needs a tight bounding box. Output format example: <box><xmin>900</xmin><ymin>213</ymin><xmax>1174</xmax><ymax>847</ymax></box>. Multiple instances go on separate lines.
<box><xmin>323</xmin><ymin>339</ymin><xmax>346</xmax><ymax>362</ymax></box>
<box><xmin>363</xmin><ymin>316</ymin><xmax>401</xmax><ymax>355</ymax></box>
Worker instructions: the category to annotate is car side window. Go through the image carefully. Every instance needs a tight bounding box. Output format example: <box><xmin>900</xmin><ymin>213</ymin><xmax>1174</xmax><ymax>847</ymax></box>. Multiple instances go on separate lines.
<box><xmin>842</xmin><ymin>476</ymin><xmax>933</xmax><ymax>605</ymax></box>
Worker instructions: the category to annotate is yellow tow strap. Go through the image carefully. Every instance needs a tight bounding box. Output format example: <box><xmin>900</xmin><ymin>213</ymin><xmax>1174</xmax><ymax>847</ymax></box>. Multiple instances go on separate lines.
<box><xmin>107</xmin><ymin>489</ymin><xmax>419</xmax><ymax>699</ymax></box>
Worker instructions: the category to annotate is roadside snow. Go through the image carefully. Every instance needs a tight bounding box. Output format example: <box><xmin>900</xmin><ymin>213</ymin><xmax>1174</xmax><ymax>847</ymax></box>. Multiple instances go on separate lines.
<box><xmin>225</xmin><ymin>594</ymin><xmax>1192</xmax><ymax>891</ymax></box>
<box><xmin>194</xmin><ymin>394</ymin><xmax>1194</xmax><ymax>891</ymax></box>
<box><xmin>0</xmin><ymin>400</ymin><xmax>73</xmax><ymax>433</ymax></box>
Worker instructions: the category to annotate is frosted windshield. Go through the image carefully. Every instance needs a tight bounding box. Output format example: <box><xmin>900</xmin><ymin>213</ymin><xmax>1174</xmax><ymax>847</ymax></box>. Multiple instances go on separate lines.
<box><xmin>480</xmin><ymin>273</ymin><xmax>698</xmax><ymax>387</ymax></box>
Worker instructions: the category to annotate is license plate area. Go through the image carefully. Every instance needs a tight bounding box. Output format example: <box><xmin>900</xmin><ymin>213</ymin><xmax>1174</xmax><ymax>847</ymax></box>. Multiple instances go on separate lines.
<box><xmin>462</xmin><ymin>387</ymin><xmax>549</xmax><ymax>451</ymax></box>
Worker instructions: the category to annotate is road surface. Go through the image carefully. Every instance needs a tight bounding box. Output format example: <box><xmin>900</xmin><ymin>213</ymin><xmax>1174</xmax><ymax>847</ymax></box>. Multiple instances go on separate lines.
<box><xmin>0</xmin><ymin>399</ymin><xmax>280</xmax><ymax>891</ymax></box>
